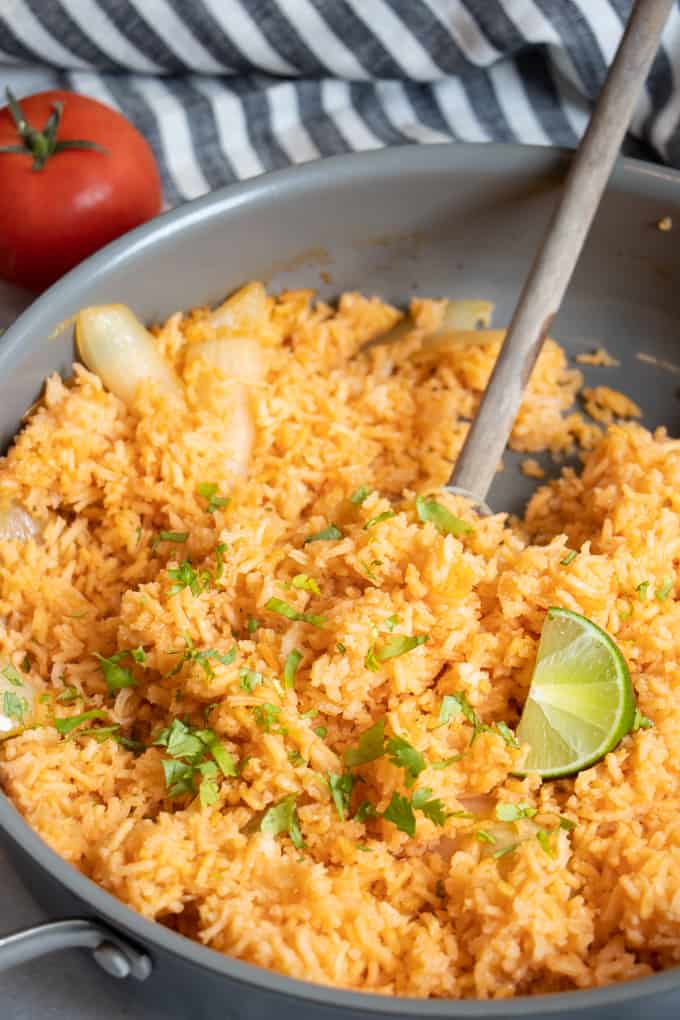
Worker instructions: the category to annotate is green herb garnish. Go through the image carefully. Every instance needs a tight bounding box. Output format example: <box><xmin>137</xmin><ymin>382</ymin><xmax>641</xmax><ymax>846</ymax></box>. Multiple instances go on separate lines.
<box><xmin>252</xmin><ymin>702</ymin><xmax>283</xmax><ymax>733</ymax></box>
<box><xmin>214</xmin><ymin>542</ymin><xmax>228</xmax><ymax>581</ymax></box>
<box><xmin>55</xmin><ymin>709</ymin><xmax>109</xmax><ymax>735</ymax></box>
<box><xmin>303</xmin><ymin>523</ymin><xmax>343</xmax><ymax>544</ymax></box>
<box><xmin>355</xmin><ymin>800</ymin><xmax>378</xmax><ymax>822</ymax></box>
<box><xmin>336</xmin><ymin>642</ymin><xmax>347</xmax><ymax>655</ymax></box>
<box><xmin>495</xmin><ymin>721</ymin><xmax>520</xmax><ymax>748</ymax></box>
<box><xmin>265</xmin><ymin>597</ymin><xmax>326</xmax><ymax>628</ymax></box>
<box><xmin>559</xmin><ymin>816</ymin><xmax>576</xmax><ymax>831</ymax></box>
<box><xmin>656</xmin><ymin>576</ymin><xmax>673</xmax><ymax>602</ymax></box>
<box><xmin>386</xmin><ymin>735</ymin><xmax>425</xmax><ymax>787</ymax></box>
<box><xmin>632</xmin><ymin>708</ymin><xmax>654</xmax><ymax>731</ymax></box>
<box><xmin>495</xmin><ymin>802</ymin><xmax>537</xmax><ymax>822</ymax></box>
<box><xmin>153</xmin><ymin>530</ymin><xmax>189</xmax><ymax>552</ymax></box>
<box><xmin>327</xmin><ymin>771</ymin><xmax>356</xmax><ymax>820</ymax></box>
<box><xmin>239</xmin><ymin>667</ymin><xmax>264</xmax><ymax>693</ymax></box>
<box><xmin>283</xmin><ymin>649</ymin><xmax>302</xmax><ymax>689</ymax></box>
<box><xmin>431</xmin><ymin>754</ymin><xmax>463</xmax><ymax>769</ymax></box>
<box><xmin>438</xmin><ymin>691</ymin><xmax>489</xmax><ymax>744</ymax></box>
<box><xmin>288</xmin><ymin>750</ymin><xmax>305</xmax><ymax>767</ymax></box>
<box><xmin>260</xmin><ymin>794</ymin><xmax>304</xmax><ymax>849</ymax></box>
<box><xmin>636</xmin><ymin>581</ymin><xmax>650</xmax><ymax>601</ymax></box>
<box><xmin>313</xmin><ymin>725</ymin><xmax>327</xmax><ymax>739</ymax></box>
<box><xmin>344</xmin><ymin>718</ymin><xmax>385</xmax><ymax>767</ymax></box>
<box><xmin>411</xmin><ymin>787</ymin><xmax>448</xmax><ymax>826</ymax></box>
<box><xmin>56</xmin><ymin>686</ymin><xmax>80</xmax><ymax>704</ymax></box>
<box><xmin>289</xmin><ymin>573</ymin><xmax>320</xmax><ymax>594</ymax></box>
<box><xmin>2</xmin><ymin>691</ymin><xmax>28</xmax><ymax>723</ymax></box>
<box><xmin>197</xmin><ymin>482</ymin><xmax>230</xmax><ymax>513</ymax></box>
<box><xmin>416</xmin><ymin>496</ymin><xmax>472</xmax><ymax>536</ymax></box>
<box><xmin>536</xmin><ymin>828</ymin><xmax>556</xmax><ymax>857</ymax></box>
<box><xmin>350</xmin><ymin>485</ymin><xmax>372</xmax><ymax>505</ymax></box>
<box><xmin>20</xmin><ymin>654</ymin><xmax>31</xmax><ymax>674</ymax></box>
<box><xmin>168</xmin><ymin>560</ymin><xmax>206</xmax><ymax>597</ymax></box>
<box><xmin>2</xmin><ymin>664</ymin><xmax>23</xmax><ymax>687</ymax></box>
<box><xmin>560</xmin><ymin>550</ymin><xmax>577</xmax><ymax>566</ymax></box>
<box><xmin>94</xmin><ymin>652</ymin><xmax>138</xmax><ymax>695</ymax></box>
<box><xmin>375</xmin><ymin>633</ymin><xmax>428</xmax><ymax>661</ymax></box>
<box><xmin>476</xmin><ymin>829</ymin><xmax>496</xmax><ymax>845</ymax></box>
<box><xmin>364</xmin><ymin>510</ymin><xmax>395</xmax><ymax>530</ymax></box>
<box><xmin>383</xmin><ymin>791</ymin><xmax>416</xmax><ymax>837</ymax></box>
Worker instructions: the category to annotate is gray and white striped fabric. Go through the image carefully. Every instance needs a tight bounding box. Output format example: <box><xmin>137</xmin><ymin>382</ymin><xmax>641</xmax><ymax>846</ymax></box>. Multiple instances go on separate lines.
<box><xmin>1</xmin><ymin>1</ymin><xmax>680</xmax><ymax>205</ymax></box>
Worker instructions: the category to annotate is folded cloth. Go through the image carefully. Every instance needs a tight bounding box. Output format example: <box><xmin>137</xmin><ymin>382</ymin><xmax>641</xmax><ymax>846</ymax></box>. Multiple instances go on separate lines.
<box><xmin>1</xmin><ymin>0</ymin><xmax>678</xmax><ymax>204</ymax></box>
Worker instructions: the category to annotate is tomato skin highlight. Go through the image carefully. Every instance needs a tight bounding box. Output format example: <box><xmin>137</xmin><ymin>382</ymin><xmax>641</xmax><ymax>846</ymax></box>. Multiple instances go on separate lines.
<box><xmin>0</xmin><ymin>91</ymin><xmax>162</xmax><ymax>292</ymax></box>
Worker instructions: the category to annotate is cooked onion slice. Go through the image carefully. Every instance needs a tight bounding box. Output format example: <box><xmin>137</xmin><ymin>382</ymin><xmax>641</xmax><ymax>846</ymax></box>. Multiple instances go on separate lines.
<box><xmin>0</xmin><ymin>664</ymin><xmax>35</xmax><ymax>739</ymax></box>
<box><xmin>185</xmin><ymin>337</ymin><xmax>264</xmax><ymax>386</ymax></box>
<box><xmin>374</xmin><ymin>299</ymin><xmax>495</xmax><ymax>349</ymax></box>
<box><xmin>76</xmin><ymin>304</ymin><xmax>181</xmax><ymax>406</ymax></box>
<box><xmin>209</xmin><ymin>281</ymin><xmax>267</xmax><ymax>333</ymax></box>
<box><xmin>0</xmin><ymin>503</ymin><xmax>40</xmax><ymax>543</ymax></box>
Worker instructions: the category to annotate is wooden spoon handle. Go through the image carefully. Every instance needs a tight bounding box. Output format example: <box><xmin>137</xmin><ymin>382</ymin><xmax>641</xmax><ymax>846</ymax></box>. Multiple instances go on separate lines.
<box><xmin>449</xmin><ymin>0</ymin><xmax>673</xmax><ymax>503</ymax></box>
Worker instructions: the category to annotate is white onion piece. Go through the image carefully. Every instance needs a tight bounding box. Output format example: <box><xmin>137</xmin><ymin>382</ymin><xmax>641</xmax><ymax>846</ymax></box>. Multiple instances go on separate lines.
<box><xmin>416</xmin><ymin>328</ymin><xmax>506</xmax><ymax>356</ymax></box>
<box><xmin>185</xmin><ymin>337</ymin><xmax>264</xmax><ymax>386</ymax></box>
<box><xmin>439</xmin><ymin>300</ymin><xmax>493</xmax><ymax>331</ymax></box>
<box><xmin>209</xmin><ymin>282</ymin><xmax>267</xmax><ymax>333</ymax></box>
<box><xmin>76</xmin><ymin>305</ymin><xmax>181</xmax><ymax>406</ymax></box>
<box><xmin>224</xmin><ymin>384</ymin><xmax>255</xmax><ymax>477</ymax></box>
<box><xmin>0</xmin><ymin>503</ymin><xmax>40</xmax><ymax>543</ymax></box>
<box><xmin>0</xmin><ymin>664</ymin><xmax>35</xmax><ymax>738</ymax></box>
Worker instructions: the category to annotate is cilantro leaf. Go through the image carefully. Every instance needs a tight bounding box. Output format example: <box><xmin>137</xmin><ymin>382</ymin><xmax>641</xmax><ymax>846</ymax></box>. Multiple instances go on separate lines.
<box><xmin>247</xmin><ymin>617</ymin><xmax>260</xmax><ymax>634</ymax></box>
<box><xmin>303</xmin><ymin>524</ymin><xmax>343</xmax><ymax>544</ymax></box>
<box><xmin>495</xmin><ymin>721</ymin><xmax>520</xmax><ymax>749</ymax></box>
<box><xmin>656</xmin><ymin>576</ymin><xmax>673</xmax><ymax>602</ymax></box>
<box><xmin>636</xmin><ymin>581</ymin><xmax>650</xmax><ymax>601</ymax></box>
<box><xmin>430</xmin><ymin>755</ymin><xmax>463</xmax><ymax>769</ymax></box>
<box><xmin>2</xmin><ymin>691</ymin><xmax>28</xmax><ymax>724</ymax></box>
<box><xmin>2</xmin><ymin>664</ymin><xmax>23</xmax><ymax>687</ymax></box>
<box><xmin>386</xmin><ymin>735</ymin><xmax>425</xmax><ymax>786</ymax></box>
<box><xmin>536</xmin><ymin>828</ymin><xmax>556</xmax><ymax>857</ymax></box>
<box><xmin>260</xmin><ymin>794</ymin><xmax>304</xmax><ymax>849</ymax></box>
<box><xmin>154</xmin><ymin>531</ymin><xmax>189</xmax><ymax>553</ymax></box>
<box><xmin>384</xmin><ymin>614</ymin><xmax>400</xmax><ymax>632</ymax></box>
<box><xmin>215</xmin><ymin>542</ymin><xmax>228</xmax><ymax>581</ymax></box>
<box><xmin>239</xmin><ymin>668</ymin><xmax>264</xmax><ymax>693</ymax></box>
<box><xmin>167</xmin><ymin>560</ymin><xmax>206</xmax><ymax>597</ymax></box>
<box><xmin>252</xmin><ymin>702</ymin><xmax>283</xmax><ymax>732</ymax></box>
<box><xmin>632</xmin><ymin>708</ymin><xmax>654</xmax><ymax>732</ymax></box>
<box><xmin>290</xmin><ymin>574</ymin><xmax>320</xmax><ymax>594</ymax></box>
<box><xmin>314</xmin><ymin>725</ymin><xmax>327</xmax><ymax>738</ymax></box>
<box><xmin>383</xmin><ymin>791</ymin><xmax>416</xmax><ymax>837</ymax></box>
<box><xmin>336</xmin><ymin>642</ymin><xmax>347</xmax><ymax>655</ymax></box>
<box><xmin>492</xmin><ymin>842</ymin><xmax>521</xmax><ymax>859</ymax></box>
<box><xmin>344</xmin><ymin>719</ymin><xmax>385</xmax><ymax>767</ymax></box>
<box><xmin>495</xmin><ymin>802</ymin><xmax>537</xmax><ymax>822</ymax></box>
<box><xmin>327</xmin><ymin>771</ymin><xmax>355</xmax><ymax>820</ymax></box>
<box><xmin>560</xmin><ymin>550</ymin><xmax>577</xmax><ymax>566</ymax></box>
<box><xmin>364</xmin><ymin>510</ymin><xmax>395</xmax><ymax>530</ymax></box>
<box><xmin>154</xmin><ymin>718</ymin><xmax>205</xmax><ymax>759</ymax></box>
<box><xmin>283</xmin><ymin>649</ymin><xmax>302</xmax><ymax>689</ymax></box>
<box><xmin>264</xmin><ymin>597</ymin><xmax>326</xmax><ymax>628</ymax></box>
<box><xmin>416</xmin><ymin>496</ymin><xmax>472</xmax><ymax>536</ymax></box>
<box><xmin>162</xmin><ymin>758</ymin><xmax>196</xmax><ymax>797</ymax></box>
<box><xmin>355</xmin><ymin>800</ymin><xmax>378</xmax><ymax>822</ymax></box>
<box><xmin>350</xmin><ymin>485</ymin><xmax>372</xmax><ymax>505</ymax></box>
<box><xmin>559</xmin><ymin>816</ymin><xmax>576</xmax><ymax>831</ymax></box>
<box><xmin>197</xmin><ymin>482</ymin><xmax>230</xmax><ymax>513</ymax></box>
<box><xmin>288</xmin><ymin>750</ymin><xmax>305</xmax><ymax>766</ymax></box>
<box><xmin>199</xmin><ymin>776</ymin><xmax>220</xmax><ymax>808</ymax></box>
<box><xmin>56</xmin><ymin>686</ymin><xmax>80</xmax><ymax>704</ymax></box>
<box><xmin>476</xmin><ymin>829</ymin><xmax>496</xmax><ymax>845</ymax></box>
<box><xmin>412</xmin><ymin>787</ymin><xmax>448</xmax><ymax>826</ymax></box>
<box><xmin>438</xmin><ymin>691</ymin><xmax>489</xmax><ymax>744</ymax></box>
<box><xmin>375</xmin><ymin>634</ymin><xmax>428</xmax><ymax>662</ymax></box>
<box><xmin>55</xmin><ymin>708</ymin><xmax>109</xmax><ymax>735</ymax></box>
<box><xmin>94</xmin><ymin>653</ymin><xmax>138</xmax><ymax>695</ymax></box>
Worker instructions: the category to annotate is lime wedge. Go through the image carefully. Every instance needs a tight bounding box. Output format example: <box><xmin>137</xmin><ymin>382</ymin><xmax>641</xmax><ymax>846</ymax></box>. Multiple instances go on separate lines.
<box><xmin>516</xmin><ymin>607</ymin><xmax>635</xmax><ymax>778</ymax></box>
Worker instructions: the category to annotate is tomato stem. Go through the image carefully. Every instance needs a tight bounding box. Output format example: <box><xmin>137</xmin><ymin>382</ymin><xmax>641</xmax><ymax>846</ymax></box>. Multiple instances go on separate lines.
<box><xmin>2</xmin><ymin>88</ymin><xmax>109</xmax><ymax>170</ymax></box>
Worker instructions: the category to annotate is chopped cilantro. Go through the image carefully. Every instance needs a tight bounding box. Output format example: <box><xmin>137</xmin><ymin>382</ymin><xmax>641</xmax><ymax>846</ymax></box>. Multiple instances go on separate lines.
<box><xmin>386</xmin><ymin>735</ymin><xmax>425</xmax><ymax>787</ymax></box>
<box><xmin>56</xmin><ymin>686</ymin><xmax>80</xmax><ymax>704</ymax></box>
<box><xmin>2</xmin><ymin>691</ymin><xmax>28</xmax><ymax>723</ymax></box>
<box><xmin>131</xmin><ymin>647</ymin><xmax>146</xmax><ymax>665</ymax></box>
<box><xmin>560</xmin><ymin>550</ymin><xmax>577</xmax><ymax>566</ymax></box>
<box><xmin>167</xmin><ymin>560</ymin><xmax>207</xmax><ymax>597</ymax></box>
<box><xmin>336</xmin><ymin>642</ymin><xmax>347</xmax><ymax>655</ymax></box>
<box><xmin>156</xmin><ymin>719</ymin><xmax>236</xmax><ymax>797</ymax></box>
<box><xmin>412</xmin><ymin>787</ymin><xmax>448</xmax><ymax>826</ymax></box>
<box><xmin>636</xmin><ymin>581</ymin><xmax>650</xmax><ymax>601</ymax></box>
<box><xmin>365</xmin><ymin>644</ymin><xmax>380</xmax><ymax>671</ymax></box>
<box><xmin>495</xmin><ymin>721</ymin><xmax>520</xmax><ymax>749</ymax></box>
<box><xmin>20</xmin><ymin>654</ymin><xmax>31</xmax><ymax>674</ymax></box>
<box><xmin>313</xmin><ymin>725</ymin><xmax>327</xmax><ymax>739</ymax></box>
<box><xmin>476</xmin><ymin>829</ymin><xmax>496</xmax><ymax>845</ymax></box>
<box><xmin>264</xmin><ymin>597</ymin><xmax>326</xmax><ymax>628</ymax></box>
<box><xmin>39</xmin><ymin>693</ymin><xmax>51</xmax><ymax>704</ymax></box>
<box><xmin>260</xmin><ymin>794</ymin><xmax>305</xmax><ymax>849</ymax></box>
<box><xmin>438</xmin><ymin>691</ymin><xmax>489</xmax><ymax>744</ymax></box>
<box><xmin>247</xmin><ymin>616</ymin><xmax>260</xmax><ymax>635</ymax></box>
<box><xmin>536</xmin><ymin>829</ymin><xmax>556</xmax><ymax>857</ymax></box>
<box><xmin>252</xmin><ymin>702</ymin><xmax>283</xmax><ymax>732</ymax></box>
<box><xmin>492</xmin><ymin>842</ymin><xmax>521</xmax><ymax>859</ymax></box>
<box><xmin>283</xmin><ymin>649</ymin><xmax>303</xmax><ymax>689</ymax></box>
<box><xmin>199</xmin><ymin>775</ymin><xmax>220</xmax><ymax>808</ymax></box>
<box><xmin>355</xmin><ymin>800</ymin><xmax>378</xmax><ymax>822</ymax></box>
<box><xmin>168</xmin><ymin>636</ymin><xmax>236</xmax><ymax>679</ymax></box>
<box><xmin>303</xmin><ymin>523</ymin><xmax>343</xmax><ymax>544</ymax></box>
<box><xmin>344</xmin><ymin>719</ymin><xmax>385</xmax><ymax>767</ymax></box>
<box><xmin>154</xmin><ymin>718</ymin><xmax>205</xmax><ymax>759</ymax></box>
<box><xmin>2</xmin><ymin>664</ymin><xmax>23</xmax><ymax>687</ymax></box>
<box><xmin>559</xmin><ymin>816</ymin><xmax>576</xmax><ymax>831</ymax></box>
<box><xmin>115</xmin><ymin>734</ymin><xmax>145</xmax><ymax>753</ymax></box>
<box><xmin>239</xmin><ymin>668</ymin><xmax>264</xmax><ymax>693</ymax></box>
<box><xmin>94</xmin><ymin>653</ymin><xmax>137</xmax><ymax>695</ymax></box>
<box><xmin>384</xmin><ymin>614</ymin><xmax>400</xmax><ymax>632</ymax></box>
<box><xmin>364</xmin><ymin>510</ymin><xmax>396</xmax><ymax>530</ymax></box>
<box><xmin>350</xmin><ymin>485</ymin><xmax>372</xmax><ymax>505</ymax></box>
<box><xmin>77</xmin><ymin>724</ymin><xmax>121</xmax><ymax>742</ymax></box>
<box><xmin>215</xmin><ymin>542</ymin><xmax>228</xmax><ymax>581</ymax></box>
<box><xmin>288</xmin><ymin>750</ymin><xmax>305</xmax><ymax>767</ymax></box>
<box><xmin>495</xmin><ymin>802</ymin><xmax>537</xmax><ymax>822</ymax></box>
<box><xmin>290</xmin><ymin>573</ymin><xmax>320</xmax><ymax>594</ymax></box>
<box><xmin>376</xmin><ymin>634</ymin><xmax>428</xmax><ymax>662</ymax></box>
<box><xmin>202</xmin><ymin>734</ymin><xmax>238</xmax><ymax>778</ymax></box>
<box><xmin>416</xmin><ymin>496</ymin><xmax>472</xmax><ymax>536</ymax></box>
<box><xmin>359</xmin><ymin>560</ymin><xmax>378</xmax><ymax>582</ymax></box>
<box><xmin>656</xmin><ymin>576</ymin><xmax>673</xmax><ymax>602</ymax></box>
<box><xmin>383</xmin><ymin>791</ymin><xmax>416</xmax><ymax>837</ymax></box>
<box><xmin>197</xmin><ymin>482</ymin><xmax>230</xmax><ymax>513</ymax></box>
<box><xmin>327</xmin><ymin>771</ymin><xmax>355</xmax><ymax>820</ymax></box>
<box><xmin>431</xmin><ymin>754</ymin><xmax>463</xmax><ymax>769</ymax></box>
<box><xmin>55</xmin><ymin>709</ymin><xmax>109</xmax><ymax>735</ymax></box>
<box><xmin>632</xmin><ymin>708</ymin><xmax>654</xmax><ymax>731</ymax></box>
<box><xmin>162</xmin><ymin>758</ymin><xmax>196</xmax><ymax>797</ymax></box>
<box><xmin>160</xmin><ymin>530</ymin><xmax>188</xmax><ymax>543</ymax></box>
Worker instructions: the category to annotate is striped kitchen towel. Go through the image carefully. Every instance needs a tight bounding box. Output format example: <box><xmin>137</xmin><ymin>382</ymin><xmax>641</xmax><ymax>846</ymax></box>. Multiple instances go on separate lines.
<box><xmin>1</xmin><ymin>0</ymin><xmax>679</xmax><ymax>205</ymax></box>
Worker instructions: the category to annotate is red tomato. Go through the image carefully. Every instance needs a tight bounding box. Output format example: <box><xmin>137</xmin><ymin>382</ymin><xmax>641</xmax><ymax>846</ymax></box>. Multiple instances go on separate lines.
<box><xmin>0</xmin><ymin>90</ymin><xmax>162</xmax><ymax>292</ymax></box>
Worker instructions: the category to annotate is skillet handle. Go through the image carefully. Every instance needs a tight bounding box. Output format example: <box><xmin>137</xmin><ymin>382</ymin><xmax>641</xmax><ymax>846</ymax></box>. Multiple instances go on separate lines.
<box><xmin>0</xmin><ymin>918</ymin><xmax>152</xmax><ymax>980</ymax></box>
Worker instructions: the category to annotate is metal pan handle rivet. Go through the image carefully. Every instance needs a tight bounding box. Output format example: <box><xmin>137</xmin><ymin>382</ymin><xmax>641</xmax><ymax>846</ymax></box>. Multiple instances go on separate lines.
<box><xmin>0</xmin><ymin>918</ymin><xmax>152</xmax><ymax>981</ymax></box>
